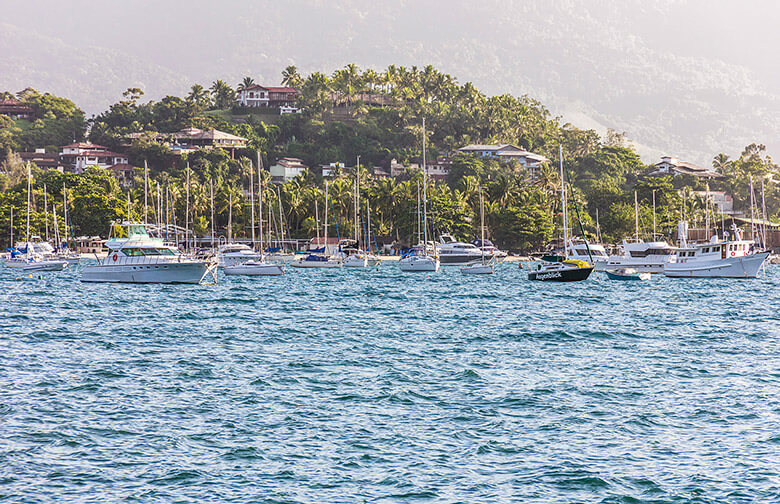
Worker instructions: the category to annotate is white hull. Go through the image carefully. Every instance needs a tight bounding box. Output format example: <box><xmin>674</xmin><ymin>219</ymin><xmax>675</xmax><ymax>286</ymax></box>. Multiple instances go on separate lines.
<box><xmin>224</xmin><ymin>262</ymin><xmax>284</xmax><ymax>276</ymax></box>
<box><xmin>343</xmin><ymin>255</ymin><xmax>368</xmax><ymax>268</ymax></box>
<box><xmin>664</xmin><ymin>252</ymin><xmax>769</xmax><ymax>278</ymax></box>
<box><xmin>595</xmin><ymin>259</ymin><xmax>665</xmax><ymax>274</ymax></box>
<box><xmin>290</xmin><ymin>258</ymin><xmax>342</xmax><ymax>268</ymax></box>
<box><xmin>460</xmin><ymin>263</ymin><xmax>494</xmax><ymax>275</ymax></box>
<box><xmin>81</xmin><ymin>261</ymin><xmax>211</xmax><ymax>283</ymax></box>
<box><xmin>4</xmin><ymin>258</ymin><xmax>67</xmax><ymax>271</ymax></box>
<box><xmin>399</xmin><ymin>255</ymin><xmax>440</xmax><ymax>272</ymax></box>
<box><xmin>219</xmin><ymin>253</ymin><xmax>262</xmax><ymax>268</ymax></box>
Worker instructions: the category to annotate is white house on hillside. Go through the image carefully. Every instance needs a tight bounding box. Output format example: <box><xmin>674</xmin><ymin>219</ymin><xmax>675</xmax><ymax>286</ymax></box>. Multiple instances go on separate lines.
<box><xmin>648</xmin><ymin>156</ymin><xmax>724</xmax><ymax>180</ymax></box>
<box><xmin>59</xmin><ymin>143</ymin><xmax>129</xmax><ymax>173</ymax></box>
<box><xmin>458</xmin><ymin>144</ymin><xmax>548</xmax><ymax>168</ymax></box>
<box><xmin>270</xmin><ymin>158</ymin><xmax>308</xmax><ymax>183</ymax></box>
<box><xmin>236</xmin><ymin>85</ymin><xmax>299</xmax><ymax>113</ymax></box>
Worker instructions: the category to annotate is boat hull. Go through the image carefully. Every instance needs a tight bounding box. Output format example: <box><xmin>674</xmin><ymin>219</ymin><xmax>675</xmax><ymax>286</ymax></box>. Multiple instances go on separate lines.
<box><xmin>663</xmin><ymin>252</ymin><xmax>769</xmax><ymax>278</ymax></box>
<box><xmin>460</xmin><ymin>263</ymin><xmax>494</xmax><ymax>275</ymax></box>
<box><xmin>399</xmin><ymin>256</ymin><xmax>440</xmax><ymax>272</ymax></box>
<box><xmin>289</xmin><ymin>259</ymin><xmax>342</xmax><ymax>268</ymax></box>
<box><xmin>81</xmin><ymin>261</ymin><xmax>210</xmax><ymax>283</ymax></box>
<box><xmin>605</xmin><ymin>270</ymin><xmax>651</xmax><ymax>280</ymax></box>
<box><xmin>595</xmin><ymin>260</ymin><xmax>666</xmax><ymax>274</ymax></box>
<box><xmin>224</xmin><ymin>262</ymin><xmax>284</xmax><ymax>276</ymax></box>
<box><xmin>528</xmin><ymin>266</ymin><xmax>594</xmax><ymax>282</ymax></box>
<box><xmin>438</xmin><ymin>253</ymin><xmax>485</xmax><ymax>265</ymax></box>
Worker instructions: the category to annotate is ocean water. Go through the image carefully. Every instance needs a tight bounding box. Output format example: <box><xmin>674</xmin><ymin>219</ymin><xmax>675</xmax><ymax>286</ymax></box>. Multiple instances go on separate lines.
<box><xmin>1</xmin><ymin>263</ymin><xmax>779</xmax><ymax>503</ymax></box>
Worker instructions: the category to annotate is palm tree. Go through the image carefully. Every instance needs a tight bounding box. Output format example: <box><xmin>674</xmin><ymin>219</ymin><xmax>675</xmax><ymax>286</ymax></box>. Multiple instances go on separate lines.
<box><xmin>712</xmin><ymin>153</ymin><xmax>731</xmax><ymax>175</ymax></box>
<box><xmin>237</xmin><ymin>76</ymin><xmax>255</xmax><ymax>93</ymax></box>
<box><xmin>210</xmin><ymin>80</ymin><xmax>236</xmax><ymax>110</ymax></box>
<box><xmin>186</xmin><ymin>84</ymin><xmax>211</xmax><ymax>110</ymax></box>
<box><xmin>281</xmin><ymin>65</ymin><xmax>303</xmax><ymax>88</ymax></box>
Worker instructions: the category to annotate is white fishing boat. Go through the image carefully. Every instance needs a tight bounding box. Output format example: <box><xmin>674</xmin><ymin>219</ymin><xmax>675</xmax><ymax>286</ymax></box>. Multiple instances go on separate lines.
<box><xmin>568</xmin><ymin>239</ymin><xmax>609</xmax><ymax>269</ymax></box>
<box><xmin>597</xmin><ymin>240</ymin><xmax>675</xmax><ymax>273</ymax></box>
<box><xmin>81</xmin><ymin>222</ymin><xmax>216</xmax><ymax>284</ymax></box>
<box><xmin>461</xmin><ymin>188</ymin><xmax>494</xmax><ymax>275</ymax></box>
<box><xmin>663</xmin><ymin>222</ymin><xmax>769</xmax><ymax>278</ymax></box>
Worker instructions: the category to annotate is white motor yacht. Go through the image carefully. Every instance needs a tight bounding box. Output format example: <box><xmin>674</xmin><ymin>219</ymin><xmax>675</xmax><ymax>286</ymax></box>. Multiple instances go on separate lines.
<box><xmin>471</xmin><ymin>238</ymin><xmax>507</xmax><ymax>260</ymax></box>
<box><xmin>664</xmin><ymin>223</ymin><xmax>769</xmax><ymax>278</ymax></box>
<box><xmin>217</xmin><ymin>243</ymin><xmax>262</xmax><ymax>267</ymax></box>
<box><xmin>436</xmin><ymin>234</ymin><xmax>485</xmax><ymax>265</ymax></box>
<box><xmin>567</xmin><ymin>239</ymin><xmax>608</xmax><ymax>269</ymax></box>
<box><xmin>81</xmin><ymin>222</ymin><xmax>216</xmax><ymax>284</ymax></box>
<box><xmin>597</xmin><ymin>240</ymin><xmax>675</xmax><ymax>273</ymax></box>
<box><xmin>4</xmin><ymin>242</ymin><xmax>67</xmax><ymax>271</ymax></box>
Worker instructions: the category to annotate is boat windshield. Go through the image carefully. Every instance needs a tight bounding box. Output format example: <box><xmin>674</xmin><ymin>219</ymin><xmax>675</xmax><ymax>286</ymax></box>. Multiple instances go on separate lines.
<box><xmin>121</xmin><ymin>247</ymin><xmax>176</xmax><ymax>256</ymax></box>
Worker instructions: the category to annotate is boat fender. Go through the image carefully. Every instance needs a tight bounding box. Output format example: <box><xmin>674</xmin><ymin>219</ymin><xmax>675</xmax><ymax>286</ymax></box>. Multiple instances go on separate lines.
<box><xmin>731</xmin><ymin>252</ymin><xmax>735</xmax><ymax>257</ymax></box>
<box><xmin>112</xmin><ymin>253</ymin><xmax>118</xmax><ymax>262</ymax></box>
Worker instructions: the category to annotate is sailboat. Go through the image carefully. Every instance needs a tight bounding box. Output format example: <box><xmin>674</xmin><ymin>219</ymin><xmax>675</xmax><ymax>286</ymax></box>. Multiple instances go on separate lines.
<box><xmin>461</xmin><ymin>188</ymin><xmax>494</xmax><ymax>274</ymax></box>
<box><xmin>343</xmin><ymin>156</ymin><xmax>381</xmax><ymax>268</ymax></box>
<box><xmin>5</xmin><ymin>163</ymin><xmax>67</xmax><ymax>271</ymax></box>
<box><xmin>224</xmin><ymin>155</ymin><xmax>284</xmax><ymax>276</ymax></box>
<box><xmin>399</xmin><ymin>118</ymin><xmax>439</xmax><ymax>272</ymax></box>
<box><xmin>528</xmin><ymin>147</ymin><xmax>593</xmax><ymax>282</ymax></box>
<box><xmin>291</xmin><ymin>181</ymin><xmax>342</xmax><ymax>268</ymax></box>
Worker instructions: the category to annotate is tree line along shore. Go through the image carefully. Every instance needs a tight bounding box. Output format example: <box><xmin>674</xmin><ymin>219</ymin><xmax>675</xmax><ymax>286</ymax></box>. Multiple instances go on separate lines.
<box><xmin>1</xmin><ymin>64</ymin><xmax>778</xmax><ymax>251</ymax></box>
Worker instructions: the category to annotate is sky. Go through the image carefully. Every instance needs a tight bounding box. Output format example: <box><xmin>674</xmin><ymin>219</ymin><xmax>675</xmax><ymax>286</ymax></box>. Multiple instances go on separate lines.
<box><xmin>2</xmin><ymin>0</ymin><xmax>780</xmax><ymax>165</ymax></box>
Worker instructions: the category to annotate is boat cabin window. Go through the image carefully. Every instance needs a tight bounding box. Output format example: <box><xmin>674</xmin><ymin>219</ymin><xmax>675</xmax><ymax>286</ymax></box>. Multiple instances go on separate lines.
<box><xmin>703</xmin><ymin>247</ymin><xmax>709</xmax><ymax>253</ymax></box>
<box><xmin>121</xmin><ymin>248</ymin><xmax>144</xmax><ymax>256</ymax></box>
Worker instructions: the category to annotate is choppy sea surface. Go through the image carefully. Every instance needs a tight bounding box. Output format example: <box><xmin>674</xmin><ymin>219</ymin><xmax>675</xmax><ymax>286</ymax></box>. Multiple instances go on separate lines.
<box><xmin>1</xmin><ymin>262</ymin><xmax>779</xmax><ymax>503</ymax></box>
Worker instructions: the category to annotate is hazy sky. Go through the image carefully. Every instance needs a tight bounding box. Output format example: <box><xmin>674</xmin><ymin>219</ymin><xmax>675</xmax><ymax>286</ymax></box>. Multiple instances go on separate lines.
<box><xmin>3</xmin><ymin>0</ymin><xmax>780</xmax><ymax>164</ymax></box>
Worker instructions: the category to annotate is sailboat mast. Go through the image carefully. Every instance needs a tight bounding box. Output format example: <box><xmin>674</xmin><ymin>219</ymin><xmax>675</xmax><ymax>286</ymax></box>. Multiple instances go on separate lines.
<box><xmin>249</xmin><ymin>159</ymin><xmax>256</xmax><ymax>248</ymax></box>
<box><xmin>324</xmin><ymin>181</ymin><xmax>329</xmax><ymax>251</ymax></box>
<box><xmin>750</xmin><ymin>176</ymin><xmax>756</xmax><ymax>243</ymax></box>
<box><xmin>62</xmin><ymin>182</ymin><xmax>68</xmax><ymax>249</ymax></box>
<box><xmin>480</xmin><ymin>187</ymin><xmax>485</xmax><ymax>265</ymax></box>
<box><xmin>257</xmin><ymin>154</ymin><xmax>263</xmax><ymax>255</ymax></box>
<box><xmin>277</xmin><ymin>187</ymin><xmax>285</xmax><ymax>248</ymax></box>
<box><xmin>9</xmin><ymin>206</ymin><xmax>13</xmax><ymax>249</ymax></box>
<box><xmin>210</xmin><ymin>180</ymin><xmax>215</xmax><ymax>251</ymax></box>
<box><xmin>44</xmin><ymin>184</ymin><xmax>49</xmax><ymax>242</ymax></box>
<box><xmin>634</xmin><ymin>190</ymin><xmax>639</xmax><ymax>242</ymax></box>
<box><xmin>315</xmin><ymin>199</ymin><xmax>320</xmax><ymax>245</ymax></box>
<box><xmin>559</xmin><ymin>146</ymin><xmax>567</xmax><ymax>256</ymax></box>
<box><xmin>761</xmin><ymin>179</ymin><xmax>767</xmax><ymax>249</ymax></box>
<box><xmin>185</xmin><ymin>162</ymin><xmax>191</xmax><ymax>250</ymax></box>
<box><xmin>652</xmin><ymin>189</ymin><xmax>656</xmax><ymax>238</ymax></box>
<box><xmin>422</xmin><ymin>118</ymin><xmax>429</xmax><ymax>254</ymax></box>
<box><xmin>416</xmin><ymin>182</ymin><xmax>421</xmax><ymax>245</ymax></box>
<box><xmin>26</xmin><ymin>163</ymin><xmax>31</xmax><ymax>247</ymax></box>
<box><xmin>144</xmin><ymin>160</ymin><xmax>149</xmax><ymax>224</ymax></box>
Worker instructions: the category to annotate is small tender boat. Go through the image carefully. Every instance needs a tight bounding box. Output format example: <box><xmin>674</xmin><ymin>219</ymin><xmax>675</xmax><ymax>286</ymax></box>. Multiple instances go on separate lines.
<box><xmin>605</xmin><ymin>267</ymin><xmax>650</xmax><ymax>281</ymax></box>
<box><xmin>224</xmin><ymin>260</ymin><xmax>284</xmax><ymax>276</ymax></box>
<box><xmin>460</xmin><ymin>259</ymin><xmax>494</xmax><ymax>275</ymax></box>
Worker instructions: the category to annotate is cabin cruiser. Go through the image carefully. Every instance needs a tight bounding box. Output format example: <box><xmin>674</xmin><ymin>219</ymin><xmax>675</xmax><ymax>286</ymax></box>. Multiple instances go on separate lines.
<box><xmin>663</xmin><ymin>223</ymin><xmax>769</xmax><ymax>278</ymax></box>
<box><xmin>471</xmin><ymin>238</ymin><xmax>507</xmax><ymax>260</ymax></box>
<box><xmin>81</xmin><ymin>222</ymin><xmax>216</xmax><ymax>283</ymax></box>
<box><xmin>436</xmin><ymin>234</ymin><xmax>484</xmax><ymax>265</ymax></box>
<box><xmin>290</xmin><ymin>253</ymin><xmax>342</xmax><ymax>268</ymax></box>
<box><xmin>224</xmin><ymin>259</ymin><xmax>284</xmax><ymax>276</ymax></box>
<box><xmin>217</xmin><ymin>243</ymin><xmax>261</xmax><ymax>267</ymax></box>
<box><xmin>596</xmin><ymin>239</ymin><xmax>675</xmax><ymax>273</ymax></box>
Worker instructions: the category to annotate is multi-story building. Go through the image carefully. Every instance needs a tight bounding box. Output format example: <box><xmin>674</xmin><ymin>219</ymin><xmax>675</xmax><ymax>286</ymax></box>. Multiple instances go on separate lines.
<box><xmin>59</xmin><ymin>143</ymin><xmax>129</xmax><ymax>173</ymax></box>
<box><xmin>457</xmin><ymin>144</ymin><xmax>548</xmax><ymax>168</ymax></box>
<box><xmin>236</xmin><ymin>85</ymin><xmax>299</xmax><ymax>113</ymax></box>
<box><xmin>270</xmin><ymin>158</ymin><xmax>308</xmax><ymax>183</ymax></box>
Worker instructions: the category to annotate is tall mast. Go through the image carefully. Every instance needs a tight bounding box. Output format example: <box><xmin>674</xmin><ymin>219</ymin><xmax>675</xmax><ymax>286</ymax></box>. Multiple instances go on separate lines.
<box><xmin>315</xmin><ymin>199</ymin><xmax>320</xmax><ymax>245</ymax></box>
<box><xmin>127</xmin><ymin>191</ymin><xmax>131</xmax><ymax>222</ymax></box>
<box><xmin>165</xmin><ymin>185</ymin><xmax>170</xmax><ymax>243</ymax></box>
<box><xmin>249</xmin><ymin>159</ymin><xmax>255</xmax><ymax>248</ymax></box>
<box><xmin>9</xmin><ymin>206</ymin><xmax>13</xmax><ymax>249</ymax></box>
<box><xmin>705</xmin><ymin>183</ymin><xmax>710</xmax><ymax>239</ymax></box>
<box><xmin>228</xmin><ymin>191</ymin><xmax>233</xmax><ymax>243</ymax></box>
<box><xmin>355</xmin><ymin>155</ymin><xmax>360</xmax><ymax>248</ymax></box>
<box><xmin>422</xmin><ymin>118</ymin><xmax>429</xmax><ymax>254</ymax></box>
<box><xmin>761</xmin><ymin>178</ymin><xmax>767</xmax><ymax>249</ymax></box>
<box><xmin>634</xmin><ymin>190</ymin><xmax>639</xmax><ymax>242</ymax></box>
<box><xmin>62</xmin><ymin>182</ymin><xmax>68</xmax><ymax>248</ymax></box>
<box><xmin>559</xmin><ymin>146</ymin><xmax>567</xmax><ymax>256</ymax></box>
<box><xmin>750</xmin><ymin>175</ymin><xmax>756</xmax><ymax>243</ymax></box>
<box><xmin>25</xmin><ymin>162</ymin><xmax>31</xmax><ymax>248</ymax></box>
<box><xmin>480</xmin><ymin>186</ymin><xmax>485</xmax><ymax>265</ymax></box>
<box><xmin>277</xmin><ymin>187</ymin><xmax>285</xmax><ymax>249</ymax></box>
<box><xmin>144</xmin><ymin>159</ymin><xmax>149</xmax><ymax>224</ymax></box>
<box><xmin>185</xmin><ymin>161</ymin><xmax>191</xmax><ymax>250</ymax></box>
<box><xmin>652</xmin><ymin>189</ymin><xmax>656</xmax><ymax>238</ymax></box>
<box><xmin>44</xmin><ymin>184</ymin><xmax>49</xmax><ymax>242</ymax></box>
<box><xmin>324</xmin><ymin>181</ymin><xmax>329</xmax><ymax>251</ymax></box>
<box><xmin>416</xmin><ymin>182</ymin><xmax>421</xmax><ymax>245</ymax></box>
<box><xmin>257</xmin><ymin>153</ymin><xmax>263</xmax><ymax>255</ymax></box>
<box><xmin>209</xmin><ymin>179</ymin><xmax>215</xmax><ymax>250</ymax></box>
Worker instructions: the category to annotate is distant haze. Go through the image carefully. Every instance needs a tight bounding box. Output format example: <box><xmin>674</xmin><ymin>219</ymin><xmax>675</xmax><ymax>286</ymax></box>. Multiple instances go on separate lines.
<box><xmin>3</xmin><ymin>0</ymin><xmax>780</xmax><ymax>166</ymax></box>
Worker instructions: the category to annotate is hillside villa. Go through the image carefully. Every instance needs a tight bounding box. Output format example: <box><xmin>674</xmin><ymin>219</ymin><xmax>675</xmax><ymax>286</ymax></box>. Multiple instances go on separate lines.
<box><xmin>0</xmin><ymin>98</ymin><xmax>34</xmax><ymax>120</ymax></box>
<box><xmin>458</xmin><ymin>144</ymin><xmax>548</xmax><ymax>168</ymax></box>
<box><xmin>270</xmin><ymin>157</ymin><xmax>308</xmax><ymax>183</ymax></box>
<box><xmin>647</xmin><ymin>156</ymin><xmax>724</xmax><ymax>179</ymax></box>
<box><xmin>125</xmin><ymin>127</ymin><xmax>247</xmax><ymax>157</ymax></box>
<box><xmin>60</xmin><ymin>142</ymin><xmax>129</xmax><ymax>173</ymax></box>
<box><xmin>236</xmin><ymin>85</ymin><xmax>299</xmax><ymax>113</ymax></box>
